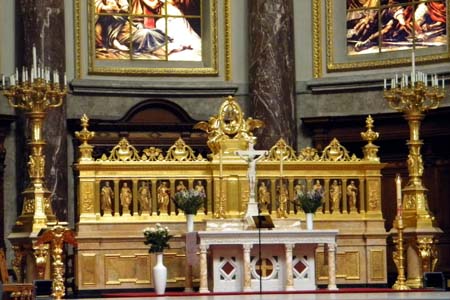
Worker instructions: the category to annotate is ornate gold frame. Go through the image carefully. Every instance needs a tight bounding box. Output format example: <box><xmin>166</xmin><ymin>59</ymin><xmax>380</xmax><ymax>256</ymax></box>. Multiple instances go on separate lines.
<box><xmin>75</xmin><ymin>0</ymin><xmax>231</xmax><ymax>77</ymax></box>
<box><xmin>312</xmin><ymin>0</ymin><xmax>450</xmax><ymax>77</ymax></box>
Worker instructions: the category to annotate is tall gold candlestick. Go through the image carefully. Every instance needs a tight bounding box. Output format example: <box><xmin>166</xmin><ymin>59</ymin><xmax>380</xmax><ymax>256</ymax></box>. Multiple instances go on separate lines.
<box><xmin>4</xmin><ymin>74</ymin><xmax>67</xmax><ymax>233</ymax></box>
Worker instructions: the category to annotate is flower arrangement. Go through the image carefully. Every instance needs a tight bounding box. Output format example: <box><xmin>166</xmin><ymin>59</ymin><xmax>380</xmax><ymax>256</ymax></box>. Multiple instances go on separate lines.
<box><xmin>173</xmin><ymin>188</ymin><xmax>206</xmax><ymax>215</ymax></box>
<box><xmin>295</xmin><ymin>189</ymin><xmax>324</xmax><ymax>214</ymax></box>
<box><xmin>143</xmin><ymin>223</ymin><xmax>172</xmax><ymax>253</ymax></box>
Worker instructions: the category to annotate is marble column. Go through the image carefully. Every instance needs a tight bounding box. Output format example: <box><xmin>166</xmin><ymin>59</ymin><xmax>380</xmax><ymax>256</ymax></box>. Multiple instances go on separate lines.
<box><xmin>248</xmin><ymin>0</ymin><xmax>297</xmax><ymax>150</ymax></box>
<box><xmin>284</xmin><ymin>243</ymin><xmax>294</xmax><ymax>291</ymax></box>
<box><xmin>199</xmin><ymin>245</ymin><xmax>210</xmax><ymax>293</ymax></box>
<box><xmin>16</xmin><ymin>0</ymin><xmax>68</xmax><ymax>221</ymax></box>
<box><xmin>327</xmin><ymin>243</ymin><xmax>338</xmax><ymax>290</ymax></box>
<box><xmin>243</xmin><ymin>244</ymin><xmax>253</xmax><ymax>292</ymax></box>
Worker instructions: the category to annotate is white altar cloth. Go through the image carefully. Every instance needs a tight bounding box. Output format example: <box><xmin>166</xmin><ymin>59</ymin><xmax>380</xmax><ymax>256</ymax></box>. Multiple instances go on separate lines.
<box><xmin>196</xmin><ymin>229</ymin><xmax>339</xmax><ymax>293</ymax></box>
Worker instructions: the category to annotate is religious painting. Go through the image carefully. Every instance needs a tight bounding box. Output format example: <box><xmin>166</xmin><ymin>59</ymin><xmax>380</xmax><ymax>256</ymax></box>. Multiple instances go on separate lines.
<box><xmin>312</xmin><ymin>0</ymin><xmax>450</xmax><ymax>76</ymax></box>
<box><xmin>94</xmin><ymin>0</ymin><xmax>202</xmax><ymax>61</ymax></box>
<box><xmin>75</xmin><ymin>0</ymin><xmax>231</xmax><ymax>76</ymax></box>
<box><xmin>347</xmin><ymin>0</ymin><xmax>447</xmax><ymax>55</ymax></box>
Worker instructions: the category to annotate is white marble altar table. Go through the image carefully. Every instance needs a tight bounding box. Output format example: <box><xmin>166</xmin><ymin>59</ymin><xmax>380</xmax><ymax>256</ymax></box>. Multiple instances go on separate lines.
<box><xmin>196</xmin><ymin>229</ymin><xmax>339</xmax><ymax>293</ymax></box>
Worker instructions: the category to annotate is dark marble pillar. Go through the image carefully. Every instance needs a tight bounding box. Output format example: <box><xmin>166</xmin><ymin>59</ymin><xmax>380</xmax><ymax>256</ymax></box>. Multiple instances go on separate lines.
<box><xmin>16</xmin><ymin>0</ymin><xmax>68</xmax><ymax>221</ymax></box>
<box><xmin>248</xmin><ymin>0</ymin><xmax>297</xmax><ymax>150</ymax></box>
<box><xmin>0</xmin><ymin>116</ymin><xmax>15</xmax><ymax>249</ymax></box>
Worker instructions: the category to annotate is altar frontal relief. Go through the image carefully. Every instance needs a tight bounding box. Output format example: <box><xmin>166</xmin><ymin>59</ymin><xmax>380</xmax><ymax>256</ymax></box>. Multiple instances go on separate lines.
<box><xmin>347</xmin><ymin>0</ymin><xmax>447</xmax><ymax>55</ymax></box>
<box><xmin>93</xmin><ymin>0</ymin><xmax>202</xmax><ymax>61</ymax></box>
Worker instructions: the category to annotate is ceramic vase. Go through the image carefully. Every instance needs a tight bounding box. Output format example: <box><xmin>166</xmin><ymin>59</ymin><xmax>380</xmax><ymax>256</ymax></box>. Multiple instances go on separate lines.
<box><xmin>186</xmin><ymin>214</ymin><xmax>195</xmax><ymax>232</ymax></box>
<box><xmin>153</xmin><ymin>253</ymin><xmax>167</xmax><ymax>295</ymax></box>
<box><xmin>306</xmin><ymin>213</ymin><xmax>314</xmax><ymax>230</ymax></box>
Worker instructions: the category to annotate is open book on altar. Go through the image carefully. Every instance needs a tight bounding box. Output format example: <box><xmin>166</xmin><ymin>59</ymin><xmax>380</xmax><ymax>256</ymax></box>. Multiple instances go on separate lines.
<box><xmin>252</xmin><ymin>215</ymin><xmax>275</xmax><ymax>229</ymax></box>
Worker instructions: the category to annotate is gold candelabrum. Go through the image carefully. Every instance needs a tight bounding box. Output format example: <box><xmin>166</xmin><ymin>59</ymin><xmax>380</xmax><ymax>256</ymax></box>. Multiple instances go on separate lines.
<box><xmin>384</xmin><ymin>66</ymin><xmax>444</xmax><ymax>288</ymax></box>
<box><xmin>384</xmin><ymin>73</ymin><xmax>444</xmax><ymax>228</ymax></box>
<box><xmin>3</xmin><ymin>68</ymin><xmax>67</xmax><ymax>234</ymax></box>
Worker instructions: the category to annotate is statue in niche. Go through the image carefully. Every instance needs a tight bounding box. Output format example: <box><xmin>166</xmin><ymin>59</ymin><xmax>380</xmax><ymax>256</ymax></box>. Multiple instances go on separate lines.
<box><xmin>101</xmin><ymin>181</ymin><xmax>114</xmax><ymax>212</ymax></box>
<box><xmin>157</xmin><ymin>181</ymin><xmax>170</xmax><ymax>214</ymax></box>
<box><xmin>258</xmin><ymin>181</ymin><xmax>270</xmax><ymax>213</ymax></box>
<box><xmin>176</xmin><ymin>181</ymin><xmax>187</xmax><ymax>193</ymax></box>
<box><xmin>120</xmin><ymin>182</ymin><xmax>132</xmax><ymax>213</ymax></box>
<box><xmin>347</xmin><ymin>180</ymin><xmax>358</xmax><ymax>212</ymax></box>
<box><xmin>329</xmin><ymin>180</ymin><xmax>341</xmax><ymax>213</ymax></box>
<box><xmin>138</xmin><ymin>182</ymin><xmax>151</xmax><ymax>212</ymax></box>
<box><xmin>294</xmin><ymin>180</ymin><xmax>305</xmax><ymax>197</ymax></box>
<box><xmin>276</xmin><ymin>182</ymin><xmax>288</xmax><ymax>218</ymax></box>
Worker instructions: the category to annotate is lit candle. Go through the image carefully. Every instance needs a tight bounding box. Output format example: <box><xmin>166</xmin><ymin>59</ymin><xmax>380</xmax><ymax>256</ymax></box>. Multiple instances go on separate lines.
<box><xmin>395</xmin><ymin>174</ymin><xmax>402</xmax><ymax>216</ymax></box>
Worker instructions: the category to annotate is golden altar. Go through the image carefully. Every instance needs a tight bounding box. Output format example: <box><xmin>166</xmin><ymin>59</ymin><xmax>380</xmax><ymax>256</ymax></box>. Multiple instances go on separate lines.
<box><xmin>74</xmin><ymin>96</ymin><xmax>387</xmax><ymax>291</ymax></box>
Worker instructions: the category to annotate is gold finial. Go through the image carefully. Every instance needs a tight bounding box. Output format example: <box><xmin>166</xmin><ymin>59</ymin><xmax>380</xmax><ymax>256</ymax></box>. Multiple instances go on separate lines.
<box><xmin>361</xmin><ymin>115</ymin><xmax>380</xmax><ymax>162</ymax></box>
<box><xmin>267</xmin><ymin>138</ymin><xmax>296</xmax><ymax>161</ymax></box>
<box><xmin>75</xmin><ymin>114</ymin><xmax>95</xmax><ymax>162</ymax></box>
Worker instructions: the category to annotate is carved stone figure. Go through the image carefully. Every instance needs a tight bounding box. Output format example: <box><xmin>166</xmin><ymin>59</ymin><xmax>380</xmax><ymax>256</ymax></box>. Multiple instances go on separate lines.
<box><xmin>157</xmin><ymin>181</ymin><xmax>170</xmax><ymax>214</ymax></box>
<box><xmin>120</xmin><ymin>182</ymin><xmax>132</xmax><ymax>213</ymax></box>
<box><xmin>329</xmin><ymin>180</ymin><xmax>341</xmax><ymax>213</ymax></box>
<box><xmin>347</xmin><ymin>180</ymin><xmax>358</xmax><ymax>212</ymax></box>
<box><xmin>101</xmin><ymin>181</ymin><xmax>114</xmax><ymax>212</ymax></box>
<box><xmin>138</xmin><ymin>182</ymin><xmax>151</xmax><ymax>212</ymax></box>
<box><xmin>258</xmin><ymin>181</ymin><xmax>270</xmax><ymax>213</ymax></box>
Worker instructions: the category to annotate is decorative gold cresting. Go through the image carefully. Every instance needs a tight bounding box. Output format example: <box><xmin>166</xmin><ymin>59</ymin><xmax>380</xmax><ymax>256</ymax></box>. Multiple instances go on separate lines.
<box><xmin>361</xmin><ymin>115</ymin><xmax>380</xmax><ymax>162</ymax></box>
<box><xmin>320</xmin><ymin>138</ymin><xmax>358</xmax><ymax>162</ymax></box>
<box><xmin>194</xmin><ymin>95</ymin><xmax>264</xmax><ymax>156</ymax></box>
<box><xmin>4</xmin><ymin>77</ymin><xmax>66</xmax><ymax>233</ymax></box>
<box><xmin>75</xmin><ymin>114</ymin><xmax>95</xmax><ymax>162</ymax></box>
<box><xmin>267</xmin><ymin>138</ymin><xmax>296</xmax><ymax>161</ymax></box>
<box><xmin>384</xmin><ymin>80</ymin><xmax>443</xmax><ymax>228</ymax></box>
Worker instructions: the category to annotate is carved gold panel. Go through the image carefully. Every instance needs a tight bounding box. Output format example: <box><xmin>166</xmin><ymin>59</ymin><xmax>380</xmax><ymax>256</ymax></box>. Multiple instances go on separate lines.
<box><xmin>317</xmin><ymin>250</ymin><xmax>360</xmax><ymax>280</ymax></box>
<box><xmin>369</xmin><ymin>249</ymin><xmax>386</xmax><ymax>281</ymax></box>
<box><xmin>80</xmin><ymin>253</ymin><xmax>97</xmax><ymax>286</ymax></box>
<box><xmin>104</xmin><ymin>254</ymin><xmax>151</xmax><ymax>285</ymax></box>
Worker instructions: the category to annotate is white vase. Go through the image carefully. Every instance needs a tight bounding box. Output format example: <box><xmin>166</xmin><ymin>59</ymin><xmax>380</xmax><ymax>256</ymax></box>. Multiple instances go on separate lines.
<box><xmin>306</xmin><ymin>213</ymin><xmax>314</xmax><ymax>230</ymax></box>
<box><xmin>153</xmin><ymin>253</ymin><xmax>167</xmax><ymax>295</ymax></box>
<box><xmin>186</xmin><ymin>214</ymin><xmax>195</xmax><ymax>232</ymax></box>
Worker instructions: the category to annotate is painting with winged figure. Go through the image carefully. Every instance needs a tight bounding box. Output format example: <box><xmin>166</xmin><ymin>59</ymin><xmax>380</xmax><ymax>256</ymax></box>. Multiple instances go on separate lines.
<box><xmin>347</xmin><ymin>0</ymin><xmax>447</xmax><ymax>55</ymax></box>
<box><xmin>94</xmin><ymin>0</ymin><xmax>202</xmax><ymax>61</ymax></box>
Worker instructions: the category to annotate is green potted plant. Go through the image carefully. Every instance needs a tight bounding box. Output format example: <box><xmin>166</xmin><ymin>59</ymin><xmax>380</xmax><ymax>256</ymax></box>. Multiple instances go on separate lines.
<box><xmin>143</xmin><ymin>223</ymin><xmax>172</xmax><ymax>294</ymax></box>
<box><xmin>295</xmin><ymin>189</ymin><xmax>324</xmax><ymax>229</ymax></box>
<box><xmin>173</xmin><ymin>189</ymin><xmax>206</xmax><ymax>232</ymax></box>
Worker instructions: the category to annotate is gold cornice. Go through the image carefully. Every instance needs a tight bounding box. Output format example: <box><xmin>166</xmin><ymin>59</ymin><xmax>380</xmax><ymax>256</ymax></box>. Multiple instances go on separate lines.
<box><xmin>224</xmin><ymin>0</ymin><xmax>232</xmax><ymax>81</ymax></box>
<box><xmin>312</xmin><ymin>0</ymin><xmax>322</xmax><ymax>78</ymax></box>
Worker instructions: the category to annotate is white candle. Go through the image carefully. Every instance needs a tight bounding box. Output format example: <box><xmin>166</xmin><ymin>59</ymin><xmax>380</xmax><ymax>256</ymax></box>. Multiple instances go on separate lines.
<box><xmin>10</xmin><ymin>75</ymin><xmax>15</xmax><ymax>86</ymax></box>
<box><xmin>411</xmin><ymin>50</ymin><xmax>415</xmax><ymax>76</ymax></box>
<box><xmin>64</xmin><ymin>73</ymin><xmax>67</xmax><ymax>86</ymax></box>
<box><xmin>443</xmin><ymin>77</ymin><xmax>445</xmax><ymax>89</ymax></box>
<box><xmin>384</xmin><ymin>78</ymin><xmax>387</xmax><ymax>89</ymax></box>
<box><xmin>395</xmin><ymin>174</ymin><xmax>402</xmax><ymax>216</ymax></box>
<box><xmin>2</xmin><ymin>75</ymin><xmax>4</xmax><ymax>87</ymax></box>
<box><xmin>33</xmin><ymin>45</ymin><xmax>37</xmax><ymax>75</ymax></box>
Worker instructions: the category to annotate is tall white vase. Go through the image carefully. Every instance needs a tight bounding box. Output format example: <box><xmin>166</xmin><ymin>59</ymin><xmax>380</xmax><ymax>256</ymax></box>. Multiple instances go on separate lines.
<box><xmin>186</xmin><ymin>214</ymin><xmax>195</xmax><ymax>232</ymax></box>
<box><xmin>306</xmin><ymin>213</ymin><xmax>314</xmax><ymax>230</ymax></box>
<box><xmin>153</xmin><ymin>253</ymin><xmax>167</xmax><ymax>295</ymax></box>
